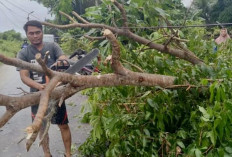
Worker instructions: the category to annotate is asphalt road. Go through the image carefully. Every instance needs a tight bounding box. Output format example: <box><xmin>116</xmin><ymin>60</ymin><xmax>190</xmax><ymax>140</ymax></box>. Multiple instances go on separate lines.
<box><xmin>0</xmin><ymin>64</ymin><xmax>91</xmax><ymax>157</ymax></box>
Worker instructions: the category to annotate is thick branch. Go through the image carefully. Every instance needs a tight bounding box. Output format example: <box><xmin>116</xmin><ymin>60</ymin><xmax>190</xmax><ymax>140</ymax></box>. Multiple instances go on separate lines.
<box><xmin>26</xmin><ymin>76</ymin><xmax>60</xmax><ymax>149</ymax></box>
<box><xmin>126</xmin><ymin>33</ymin><xmax>203</xmax><ymax>65</ymax></box>
<box><xmin>112</xmin><ymin>0</ymin><xmax>129</xmax><ymax>29</ymax></box>
<box><xmin>0</xmin><ymin>10</ymin><xmax>186</xmax><ymax>150</ymax></box>
<box><xmin>41</xmin><ymin>11</ymin><xmax>203</xmax><ymax>65</ymax></box>
<box><xmin>0</xmin><ymin>54</ymin><xmax>44</xmax><ymax>73</ymax></box>
<box><xmin>0</xmin><ymin>110</ymin><xmax>17</xmax><ymax>128</ymax></box>
<box><xmin>0</xmin><ymin>85</ymin><xmax>78</xmax><ymax>128</ymax></box>
<box><xmin>72</xmin><ymin>11</ymin><xmax>89</xmax><ymax>24</ymax></box>
<box><xmin>103</xmin><ymin>29</ymin><xmax>127</xmax><ymax>75</ymax></box>
<box><xmin>122</xmin><ymin>59</ymin><xmax>144</xmax><ymax>73</ymax></box>
<box><xmin>84</xmin><ymin>35</ymin><xmax>106</xmax><ymax>40</ymax></box>
<box><xmin>36</xmin><ymin>53</ymin><xmax>54</xmax><ymax>78</ymax></box>
<box><xmin>59</xmin><ymin>11</ymin><xmax>76</xmax><ymax>23</ymax></box>
<box><xmin>58</xmin><ymin>73</ymin><xmax>175</xmax><ymax>89</ymax></box>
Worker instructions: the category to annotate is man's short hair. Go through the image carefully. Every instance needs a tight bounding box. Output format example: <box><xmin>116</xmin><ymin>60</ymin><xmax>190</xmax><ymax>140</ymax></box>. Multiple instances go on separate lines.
<box><xmin>23</xmin><ymin>20</ymin><xmax>42</xmax><ymax>33</ymax></box>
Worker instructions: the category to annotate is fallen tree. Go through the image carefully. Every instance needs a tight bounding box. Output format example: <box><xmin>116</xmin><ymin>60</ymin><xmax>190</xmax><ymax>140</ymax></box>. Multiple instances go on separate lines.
<box><xmin>0</xmin><ymin>26</ymin><xmax>179</xmax><ymax>150</ymax></box>
<box><xmin>1</xmin><ymin>0</ymin><xmax>224</xmax><ymax>156</ymax></box>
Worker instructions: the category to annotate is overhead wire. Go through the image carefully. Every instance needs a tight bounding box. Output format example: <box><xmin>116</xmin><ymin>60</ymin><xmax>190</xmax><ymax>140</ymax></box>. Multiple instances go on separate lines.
<box><xmin>0</xmin><ymin>1</ymin><xmax>28</xmax><ymax>21</ymax></box>
<box><xmin>2</xmin><ymin>0</ymin><xmax>232</xmax><ymax>40</ymax></box>
<box><xmin>4</xmin><ymin>0</ymin><xmax>41</xmax><ymax>21</ymax></box>
<box><xmin>119</xmin><ymin>23</ymin><xmax>232</xmax><ymax>29</ymax></box>
<box><xmin>3</xmin><ymin>0</ymin><xmax>81</xmax><ymax>41</ymax></box>
<box><xmin>0</xmin><ymin>1</ymin><xmax>25</xmax><ymax>30</ymax></box>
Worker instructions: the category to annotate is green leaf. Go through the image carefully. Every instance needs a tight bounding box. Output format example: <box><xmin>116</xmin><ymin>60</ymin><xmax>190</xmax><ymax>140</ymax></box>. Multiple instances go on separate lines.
<box><xmin>209</xmin><ymin>82</ymin><xmax>216</xmax><ymax>103</ymax></box>
<box><xmin>201</xmin><ymin>79</ymin><xmax>209</xmax><ymax>86</ymax></box>
<box><xmin>195</xmin><ymin>148</ymin><xmax>202</xmax><ymax>157</ymax></box>
<box><xmin>147</xmin><ymin>99</ymin><xmax>159</xmax><ymax>110</ymax></box>
<box><xmin>217</xmin><ymin>147</ymin><xmax>225</xmax><ymax>157</ymax></box>
<box><xmin>177</xmin><ymin>141</ymin><xmax>185</xmax><ymax>149</ymax></box>
<box><xmin>99</xmin><ymin>39</ymin><xmax>108</xmax><ymax>47</ymax></box>
<box><xmin>207</xmin><ymin>130</ymin><xmax>217</xmax><ymax>146</ymax></box>
<box><xmin>154</xmin><ymin>7</ymin><xmax>167</xmax><ymax>17</ymax></box>
<box><xmin>142</xmin><ymin>137</ymin><xmax>147</xmax><ymax>147</ymax></box>
<box><xmin>85</xmin><ymin>29</ymin><xmax>96</xmax><ymax>36</ymax></box>
<box><xmin>127</xmin><ymin>121</ymin><xmax>134</xmax><ymax>126</ymax></box>
<box><xmin>141</xmin><ymin>91</ymin><xmax>151</xmax><ymax>98</ymax></box>
<box><xmin>199</xmin><ymin>106</ymin><xmax>210</xmax><ymax>121</ymax></box>
<box><xmin>225</xmin><ymin>147</ymin><xmax>232</xmax><ymax>154</ymax></box>
<box><xmin>177</xmin><ymin>130</ymin><xmax>187</xmax><ymax>139</ymax></box>
<box><xmin>220</xmin><ymin>85</ymin><xmax>226</xmax><ymax>101</ymax></box>
<box><xmin>144</xmin><ymin>129</ymin><xmax>150</xmax><ymax>137</ymax></box>
<box><xmin>216</xmin><ymin>87</ymin><xmax>221</xmax><ymax>102</ymax></box>
<box><xmin>145</xmin><ymin>111</ymin><xmax>151</xmax><ymax>120</ymax></box>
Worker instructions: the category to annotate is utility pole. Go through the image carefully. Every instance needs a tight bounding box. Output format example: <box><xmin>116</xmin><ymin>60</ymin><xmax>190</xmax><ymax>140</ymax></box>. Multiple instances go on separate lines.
<box><xmin>27</xmin><ymin>11</ymin><xmax>34</xmax><ymax>21</ymax></box>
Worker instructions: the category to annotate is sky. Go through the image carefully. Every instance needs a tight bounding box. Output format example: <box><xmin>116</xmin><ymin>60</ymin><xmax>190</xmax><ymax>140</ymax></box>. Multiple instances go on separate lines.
<box><xmin>0</xmin><ymin>0</ymin><xmax>54</xmax><ymax>36</ymax></box>
<box><xmin>0</xmin><ymin>0</ymin><xmax>193</xmax><ymax>37</ymax></box>
<box><xmin>182</xmin><ymin>0</ymin><xmax>193</xmax><ymax>8</ymax></box>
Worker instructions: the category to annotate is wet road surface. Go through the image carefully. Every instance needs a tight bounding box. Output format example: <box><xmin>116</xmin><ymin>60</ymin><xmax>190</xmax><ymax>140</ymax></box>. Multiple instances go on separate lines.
<box><xmin>0</xmin><ymin>64</ymin><xmax>91</xmax><ymax>157</ymax></box>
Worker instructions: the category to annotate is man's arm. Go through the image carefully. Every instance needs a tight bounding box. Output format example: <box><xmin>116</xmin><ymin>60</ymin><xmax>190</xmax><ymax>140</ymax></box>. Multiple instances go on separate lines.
<box><xmin>20</xmin><ymin>69</ymin><xmax>45</xmax><ymax>91</ymax></box>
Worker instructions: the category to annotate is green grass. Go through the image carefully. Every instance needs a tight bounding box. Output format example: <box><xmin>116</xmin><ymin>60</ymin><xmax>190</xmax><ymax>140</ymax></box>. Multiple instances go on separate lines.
<box><xmin>0</xmin><ymin>39</ymin><xmax>22</xmax><ymax>58</ymax></box>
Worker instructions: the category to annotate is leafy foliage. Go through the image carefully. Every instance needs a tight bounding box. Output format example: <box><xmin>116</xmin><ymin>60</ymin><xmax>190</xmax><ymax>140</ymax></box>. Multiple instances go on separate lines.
<box><xmin>79</xmin><ymin>32</ymin><xmax>232</xmax><ymax>156</ymax></box>
<box><xmin>32</xmin><ymin>0</ymin><xmax>232</xmax><ymax>156</ymax></box>
<box><xmin>209</xmin><ymin>0</ymin><xmax>232</xmax><ymax>23</ymax></box>
<box><xmin>0</xmin><ymin>30</ymin><xmax>23</xmax><ymax>58</ymax></box>
<box><xmin>75</xmin><ymin>0</ymin><xmax>232</xmax><ymax>156</ymax></box>
<box><xmin>59</xmin><ymin>32</ymin><xmax>94</xmax><ymax>55</ymax></box>
<box><xmin>33</xmin><ymin>0</ymin><xmax>100</xmax><ymax>23</ymax></box>
<box><xmin>218</xmin><ymin>5</ymin><xmax>232</xmax><ymax>23</ymax></box>
<box><xmin>192</xmin><ymin>0</ymin><xmax>217</xmax><ymax>23</ymax></box>
<box><xmin>0</xmin><ymin>30</ymin><xmax>22</xmax><ymax>41</ymax></box>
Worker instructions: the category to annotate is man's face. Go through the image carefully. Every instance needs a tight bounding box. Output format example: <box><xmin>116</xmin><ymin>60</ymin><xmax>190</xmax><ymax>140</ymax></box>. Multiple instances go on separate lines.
<box><xmin>220</xmin><ymin>29</ymin><xmax>227</xmax><ymax>37</ymax></box>
<box><xmin>26</xmin><ymin>26</ymin><xmax>43</xmax><ymax>45</ymax></box>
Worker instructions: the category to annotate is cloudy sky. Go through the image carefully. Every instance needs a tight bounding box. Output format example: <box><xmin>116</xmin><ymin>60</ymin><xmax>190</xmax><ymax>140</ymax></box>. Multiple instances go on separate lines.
<box><xmin>182</xmin><ymin>0</ymin><xmax>193</xmax><ymax>7</ymax></box>
<box><xmin>0</xmin><ymin>0</ymin><xmax>192</xmax><ymax>37</ymax></box>
<box><xmin>0</xmin><ymin>0</ymin><xmax>54</xmax><ymax>36</ymax></box>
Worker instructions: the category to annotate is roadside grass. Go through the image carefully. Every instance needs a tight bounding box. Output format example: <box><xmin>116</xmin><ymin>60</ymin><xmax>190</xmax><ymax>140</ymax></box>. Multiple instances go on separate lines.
<box><xmin>0</xmin><ymin>39</ymin><xmax>21</xmax><ymax>58</ymax></box>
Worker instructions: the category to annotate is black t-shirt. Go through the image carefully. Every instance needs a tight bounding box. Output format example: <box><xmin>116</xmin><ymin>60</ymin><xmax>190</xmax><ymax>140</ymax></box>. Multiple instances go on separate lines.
<box><xmin>17</xmin><ymin>42</ymin><xmax>64</xmax><ymax>92</ymax></box>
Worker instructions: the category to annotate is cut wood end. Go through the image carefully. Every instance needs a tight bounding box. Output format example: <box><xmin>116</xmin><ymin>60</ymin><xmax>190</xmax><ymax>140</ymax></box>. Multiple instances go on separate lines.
<box><xmin>45</xmin><ymin>51</ymin><xmax>50</xmax><ymax>55</ymax></box>
<box><xmin>103</xmin><ymin>29</ymin><xmax>112</xmax><ymax>36</ymax></box>
<box><xmin>103</xmin><ymin>55</ymin><xmax>112</xmax><ymax>65</ymax></box>
<box><xmin>26</xmin><ymin>133</ymin><xmax>33</xmax><ymax>140</ymax></box>
<box><xmin>111</xmin><ymin>0</ymin><xmax>116</xmax><ymax>2</ymax></box>
<box><xmin>25</xmin><ymin>126</ymin><xmax>34</xmax><ymax>140</ymax></box>
<box><xmin>35</xmin><ymin>53</ymin><xmax>41</xmax><ymax>59</ymax></box>
<box><xmin>25</xmin><ymin>126</ymin><xmax>33</xmax><ymax>134</ymax></box>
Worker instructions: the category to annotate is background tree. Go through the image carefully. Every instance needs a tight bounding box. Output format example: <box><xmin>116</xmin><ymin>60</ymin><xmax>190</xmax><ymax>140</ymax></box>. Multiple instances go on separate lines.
<box><xmin>190</xmin><ymin>0</ymin><xmax>232</xmax><ymax>24</ymax></box>
<box><xmin>0</xmin><ymin>30</ymin><xmax>22</xmax><ymax>41</ymax></box>
<box><xmin>209</xmin><ymin>0</ymin><xmax>232</xmax><ymax>23</ymax></box>
<box><xmin>33</xmin><ymin>0</ymin><xmax>100</xmax><ymax>22</ymax></box>
<box><xmin>34</xmin><ymin>0</ymin><xmax>101</xmax><ymax>53</ymax></box>
<box><xmin>192</xmin><ymin>0</ymin><xmax>216</xmax><ymax>24</ymax></box>
<box><xmin>0</xmin><ymin>30</ymin><xmax>23</xmax><ymax>57</ymax></box>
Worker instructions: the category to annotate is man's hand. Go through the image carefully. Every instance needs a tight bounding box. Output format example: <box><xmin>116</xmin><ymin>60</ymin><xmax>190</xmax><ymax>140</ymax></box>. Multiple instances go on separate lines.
<box><xmin>37</xmin><ymin>84</ymin><xmax>46</xmax><ymax>91</ymax></box>
<box><xmin>50</xmin><ymin>60</ymin><xmax>70</xmax><ymax>72</ymax></box>
<box><xmin>20</xmin><ymin>70</ymin><xmax>46</xmax><ymax>91</ymax></box>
